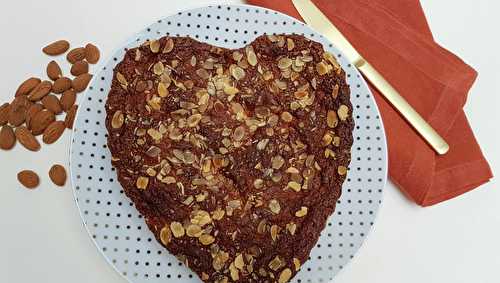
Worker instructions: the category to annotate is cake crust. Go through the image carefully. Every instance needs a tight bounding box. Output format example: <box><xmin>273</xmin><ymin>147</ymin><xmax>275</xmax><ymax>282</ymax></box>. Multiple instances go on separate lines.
<box><xmin>105</xmin><ymin>34</ymin><xmax>354</xmax><ymax>283</ymax></box>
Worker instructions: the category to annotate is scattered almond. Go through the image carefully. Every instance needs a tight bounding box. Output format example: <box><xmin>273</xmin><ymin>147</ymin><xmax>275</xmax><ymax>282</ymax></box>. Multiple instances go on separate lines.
<box><xmin>0</xmin><ymin>125</ymin><xmax>16</xmax><ymax>150</ymax></box>
<box><xmin>16</xmin><ymin>77</ymin><xmax>41</xmax><ymax>97</ymax></box>
<box><xmin>46</xmin><ymin>61</ymin><xmax>62</xmax><ymax>80</ymax></box>
<box><xmin>72</xmin><ymin>73</ymin><xmax>93</xmax><ymax>92</ymax></box>
<box><xmin>28</xmin><ymin>80</ymin><xmax>52</xmax><ymax>101</ymax></box>
<box><xmin>42</xmin><ymin>95</ymin><xmax>62</xmax><ymax>114</ymax></box>
<box><xmin>64</xmin><ymin>105</ymin><xmax>77</xmax><ymax>129</ymax></box>
<box><xmin>0</xmin><ymin>103</ymin><xmax>10</xmax><ymax>126</ymax></box>
<box><xmin>51</xmin><ymin>77</ymin><xmax>72</xmax><ymax>94</ymax></box>
<box><xmin>66</xmin><ymin>47</ymin><xmax>86</xmax><ymax>64</ymax></box>
<box><xmin>17</xmin><ymin>170</ymin><xmax>40</xmax><ymax>189</ymax></box>
<box><xmin>49</xmin><ymin>164</ymin><xmax>67</xmax><ymax>186</ymax></box>
<box><xmin>7</xmin><ymin>102</ymin><xmax>27</xmax><ymax>127</ymax></box>
<box><xmin>25</xmin><ymin>104</ymin><xmax>44</xmax><ymax>129</ymax></box>
<box><xmin>15</xmin><ymin>126</ymin><xmax>40</xmax><ymax>151</ymax></box>
<box><xmin>42</xmin><ymin>40</ymin><xmax>70</xmax><ymax>56</ymax></box>
<box><xmin>42</xmin><ymin>121</ymin><xmax>65</xmax><ymax>144</ymax></box>
<box><xmin>60</xmin><ymin>90</ymin><xmax>76</xmax><ymax>111</ymax></box>
<box><xmin>70</xmin><ymin>60</ymin><xmax>89</xmax><ymax>76</ymax></box>
<box><xmin>85</xmin><ymin>43</ymin><xmax>100</xmax><ymax>64</ymax></box>
<box><xmin>31</xmin><ymin>109</ymin><xmax>55</xmax><ymax>135</ymax></box>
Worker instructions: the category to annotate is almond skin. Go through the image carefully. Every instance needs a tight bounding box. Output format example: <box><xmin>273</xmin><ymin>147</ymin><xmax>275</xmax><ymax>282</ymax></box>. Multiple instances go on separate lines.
<box><xmin>42</xmin><ymin>121</ymin><xmax>65</xmax><ymax>144</ymax></box>
<box><xmin>0</xmin><ymin>125</ymin><xmax>16</xmax><ymax>150</ymax></box>
<box><xmin>8</xmin><ymin>96</ymin><xmax>30</xmax><ymax>127</ymax></box>
<box><xmin>60</xmin><ymin>90</ymin><xmax>76</xmax><ymax>111</ymax></box>
<box><xmin>70</xmin><ymin>60</ymin><xmax>89</xmax><ymax>76</ymax></box>
<box><xmin>72</xmin><ymin>73</ymin><xmax>93</xmax><ymax>92</ymax></box>
<box><xmin>31</xmin><ymin>109</ymin><xmax>55</xmax><ymax>135</ymax></box>
<box><xmin>52</xmin><ymin>77</ymin><xmax>72</xmax><ymax>94</ymax></box>
<box><xmin>46</xmin><ymin>61</ymin><xmax>62</xmax><ymax>80</ymax></box>
<box><xmin>42</xmin><ymin>95</ymin><xmax>62</xmax><ymax>114</ymax></box>
<box><xmin>67</xmin><ymin>47</ymin><xmax>86</xmax><ymax>64</ymax></box>
<box><xmin>28</xmin><ymin>80</ymin><xmax>52</xmax><ymax>101</ymax></box>
<box><xmin>17</xmin><ymin>170</ymin><xmax>40</xmax><ymax>189</ymax></box>
<box><xmin>0</xmin><ymin>103</ymin><xmax>10</xmax><ymax>126</ymax></box>
<box><xmin>15</xmin><ymin>126</ymin><xmax>40</xmax><ymax>151</ymax></box>
<box><xmin>64</xmin><ymin>105</ymin><xmax>78</xmax><ymax>129</ymax></box>
<box><xmin>16</xmin><ymin>77</ymin><xmax>41</xmax><ymax>97</ymax></box>
<box><xmin>85</xmin><ymin>43</ymin><xmax>100</xmax><ymax>64</ymax></box>
<box><xmin>43</xmin><ymin>40</ymin><xmax>70</xmax><ymax>56</ymax></box>
<box><xmin>49</xmin><ymin>164</ymin><xmax>67</xmax><ymax>186</ymax></box>
<box><xmin>25</xmin><ymin>104</ymin><xmax>44</xmax><ymax>129</ymax></box>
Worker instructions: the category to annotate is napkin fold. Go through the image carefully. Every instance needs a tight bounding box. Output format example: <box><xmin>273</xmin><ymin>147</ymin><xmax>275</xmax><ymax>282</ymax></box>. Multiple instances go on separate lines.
<box><xmin>247</xmin><ymin>0</ymin><xmax>492</xmax><ymax>206</ymax></box>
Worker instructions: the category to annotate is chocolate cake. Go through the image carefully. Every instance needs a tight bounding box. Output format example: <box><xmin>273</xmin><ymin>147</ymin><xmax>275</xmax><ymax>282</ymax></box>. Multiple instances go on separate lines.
<box><xmin>105</xmin><ymin>34</ymin><xmax>354</xmax><ymax>283</ymax></box>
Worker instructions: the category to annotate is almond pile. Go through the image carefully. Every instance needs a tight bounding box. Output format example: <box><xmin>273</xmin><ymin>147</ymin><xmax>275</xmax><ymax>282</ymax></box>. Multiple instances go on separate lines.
<box><xmin>1</xmin><ymin>39</ymin><xmax>100</xmax><ymax>189</ymax></box>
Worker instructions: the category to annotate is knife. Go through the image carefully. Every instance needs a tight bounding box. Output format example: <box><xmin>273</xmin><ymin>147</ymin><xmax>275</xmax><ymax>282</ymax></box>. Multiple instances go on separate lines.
<box><xmin>292</xmin><ymin>0</ymin><xmax>449</xmax><ymax>155</ymax></box>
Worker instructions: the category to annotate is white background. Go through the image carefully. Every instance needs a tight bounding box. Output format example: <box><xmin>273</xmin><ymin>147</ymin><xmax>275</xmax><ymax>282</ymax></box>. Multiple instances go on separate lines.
<box><xmin>0</xmin><ymin>0</ymin><xmax>498</xmax><ymax>282</ymax></box>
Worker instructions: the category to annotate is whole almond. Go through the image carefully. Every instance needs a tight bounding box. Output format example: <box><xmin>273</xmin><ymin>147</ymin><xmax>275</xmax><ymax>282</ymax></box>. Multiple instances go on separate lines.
<box><xmin>31</xmin><ymin>109</ymin><xmax>55</xmax><ymax>135</ymax></box>
<box><xmin>43</xmin><ymin>40</ymin><xmax>70</xmax><ymax>56</ymax></box>
<box><xmin>15</xmin><ymin>126</ymin><xmax>40</xmax><ymax>151</ymax></box>
<box><xmin>70</xmin><ymin>60</ymin><xmax>89</xmax><ymax>76</ymax></box>
<box><xmin>0</xmin><ymin>103</ymin><xmax>10</xmax><ymax>126</ymax></box>
<box><xmin>49</xmin><ymin>164</ymin><xmax>67</xmax><ymax>186</ymax></box>
<box><xmin>60</xmin><ymin>90</ymin><xmax>76</xmax><ymax>111</ymax></box>
<box><xmin>16</xmin><ymin>77</ymin><xmax>41</xmax><ymax>97</ymax></box>
<box><xmin>0</xmin><ymin>125</ymin><xmax>16</xmax><ymax>150</ymax></box>
<box><xmin>9</xmin><ymin>102</ymin><xmax>27</xmax><ymax>127</ymax></box>
<box><xmin>52</xmin><ymin>77</ymin><xmax>72</xmax><ymax>94</ymax></box>
<box><xmin>85</xmin><ymin>43</ymin><xmax>100</xmax><ymax>64</ymax></box>
<box><xmin>64</xmin><ymin>105</ymin><xmax>77</xmax><ymax>129</ymax></box>
<box><xmin>42</xmin><ymin>121</ymin><xmax>65</xmax><ymax>144</ymax></box>
<box><xmin>67</xmin><ymin>47</ymin><xmax>86</xmax><ymax>64</ymax></box>
<box><xmin>28</xmin><ymin>80</ymin><xmax>52</xmax><ymax>101</ymax></box>
<box><xmin>42</xmin><ymin>95</ymin><xmax>62</xmax><ymax>114</ymax></box>
<box><xmin>46</xmin><ymin>61</ymin><xmax>62</xmax><ymax>80</ymax></box>
<box><xmin>25</xmin><ymin>104</ymin><xmax>44</xmax><ymax>129</ymax></box>
<box><xmin>72</xmin><ymin>73</ymin><xmax>93</xmax><ymax>92</ymax></box>
<box><xmin>17</xmin><ymin>170</ymin><xmax>40</xmax><ymax>189</ymax></box>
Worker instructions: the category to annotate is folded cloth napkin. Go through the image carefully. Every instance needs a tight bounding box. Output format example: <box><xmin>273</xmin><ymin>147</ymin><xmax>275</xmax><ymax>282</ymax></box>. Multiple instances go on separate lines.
<box><xmin>247</xmin><ymin>0</ymin><xmax>493</xmax><ymax>206</ymax></box>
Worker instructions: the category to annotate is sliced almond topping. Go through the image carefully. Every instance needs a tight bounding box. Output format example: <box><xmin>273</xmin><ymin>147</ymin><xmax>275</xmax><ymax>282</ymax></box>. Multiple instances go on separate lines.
<box><xmin>270</xmin><ymin>225</ymin><xmax>279</xmax><ymax>241</ymax></box>
<box><xmin>253</xmin><ymin>178</ymin><xmax>264</xmax><ymax>189</ymax></box>
<box><xmin>153</xmin><ymin>61</ymin><xmax>165</xmax><ymax>75</ymax></box>
<box><xmin>246</xmin><ymin>47</ymin><xmax>258</xmax><ymax>66</ymax></box>
<box><xmin>163</xmin><ymin>38</ymin><xmax>174</xmax><ymax>53</ymax></box>
<box><xmin>234</xmin><ymin>253</ymin><xmax>245</xmax><ymax>270</ymax></box>
<box><xmin>187</xmin><ymin>113</ymin><xmax>202</xmax><ymax>127</ymax></box>
<box><xmin>287</xmin><ymin>181</ymin><xmax>301</xmax><ymax>192</ymax></box>
<box><xmin>256</xmin><ymin>138</ymin><xmax>269</xmax><ymax>150</ymax></box>
<box><xmin>293</xmin><ymin>258</ymin><xmax>301</xmax><ymax>271</ymax></box>
<box><xmin>160</xmin><ymin>225</ymin><xmax>172</xmax><ymax>245</ymax></box>
<box><xmin>232</xmin><ymin>126</ymin><xmax>245</xmax><ymax>141</ymax></box>
<box><xmin>286</xmin><ymin>167</ymin><xmax>300</xmax><ymax>174</ymax></box>
<box><xmin>271</xmin><ymin>155</ymin><xmax>285</xmax><ymax>169</ymax></box>
<box><xmin>332</xmin><ymin>84</ymin><xmax>340</xmax><ymax>99</ymax></box>
<box><xmin>338</xmin><ymin>166</ymin><xmax>348</xmax><ymax>175</ymax></box>
<box><xmin>170</xmin><ymin>222</ymin><xmax>185</xmax><ymax>238</ymax></box>
<box><xmin>327</xmin><ymin>110</ymin><xmax>338</xmax><ymax>128</ymax></box>
<box><xmin>295</xmin><ymin>206</ymin><xmax>308</xmax><ymax>217</ymax></box>
<box><xmin>136</xmin><ymin>176</ymin><xmax>149</xmax><ymax>189</ymax></box>
<box><xmin>316</xmin><ymin>61</ymin><xmax>329</xmax><ymax>75</ymax></box>
<box><xmin>231</xmin><ymin>66</ymin><xmax>246</xmax><ymax>80</ymax></box>
<box><xmin>279</xmin><ymin>268</ymin><xmax>292</xmax><ymax>283</ymax></box>
<box><xmin>278</xmin><ymin>57</ymin><xmax>292</xmax><ymax>69</ymax></box>
<box><xmin>269</xmin><ymin>255</ymin><xmax>283</xmax><ymax>271</ymax></box>
<box><xmin>111</xmin><ymin>110</ymin><xmax>124</xmax><ymax>129</ymax></box>
<box><xmin>149</xmin><ymin>40</ymin><xmax>160</xmax><ymax>53</ymax></box>
<box><xmin>322</xmin><ymin>132</ymin><xmax>333</xmax><ymax>146</ymax></box>
<box><xmin>287</xmin><ymin>38</ymin><xmax>295</xmax><ymax>51</ymax></box>
<box><xmin>337</xmin><ymin>105</ymin><xmax>349</xmax><ymax>121</ymax></box>
<box><xmin>199</xmin><ymin>234</ymin><xmax>215</xmax><ymax>245</ymax></box>
<box><xmin>281</xmin><ymin>111</ymin><xmax>293</xmax><ymax>123</ymax></box>
<box><xmin>186</xmin><ymin>224</ymin><xmax>203</xmax><ymax>237</ymax></box>
<box><xmin>325</xmin><ymin>148</ymin><xmax>335</xmax><ymax>159</ymax></box>
<box><xmin>269</xmin><ymin>199</ymin><xmax>281</xmax><ymax>214</ymax></box>
<box><xmin>286</xmin><ymin>222</ymin><xmax>297</xmax><ymax>235</ymax></box>
<box><xmin>158</xmin><ymin>82</ymin><xmax>169</xmax><ymax>97</ymax></box>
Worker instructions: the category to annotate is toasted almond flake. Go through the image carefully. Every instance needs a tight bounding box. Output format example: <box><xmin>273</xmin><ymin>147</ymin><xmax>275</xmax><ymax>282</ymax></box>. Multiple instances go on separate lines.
<box><xmin>269</xmin><ymin>256</ymin><xmax>283</xmax><ymax>271</ymax></box>
<box><xmin>163</xmin><ymin>38</ymin><xmax>174</xmax><ymax>53</ymax></box>
<box><xmin>150</xmin><ymin>40</ymin><xmax>160</xmax><ymax>53</ymax></box>
<box><xmin>234</xmin><ymin>254</ymin><xmax>245</xmax><ymax>270</ymax></box>
<box><xmin>153</xmin><ymin>61</ymin><xmax>165</xmax><ymax>75</ymax></box>
<box><xmin>278</xmin><ymin>57</ymin><xmax>292</xmax><ymax>69</ymax></box>
<box><xmin>281</xmin><ymin>111</ymin><xmax>293</xmax><ymax>122</ymax></box>
<box><xmin>111</xmin><ymin>110</ymin><xmax>124</xmax><ymax>129</ymax></box>
<box><xmin>269</xmin><ymin>199</ymin><xmax>281</xmax><ymax>214</ymax></box>
<box><xmin>212</xmin><ymin>209</ymin><xmax>225</xmax><ymax>221</ymax></box>
<box><xmin>230</xmin><ymin>263</ymin><xmax>239</xmax><ymax>281</ymax></box>
<box><xmin>233</xmin><ymin>51</ymin><xmax>243</xmax><ymax>61</ymax></box>
<box><xmin>332</xmin><ymin>136</ymin><xmax>341</xmax><ymax>147</ymax></box>
<box><xmin>327</xmin><ymin>110</ymin><xmax>338</xmax><ymax>128</ymax></box>
<box><xmin>147</xmin><ymin>128</ymin><xmax>162</xmax><ymax>140</ymax></box>
<box><xmin>337</xmin><ymin>105</ymin><xmax>349</xmax><ymax>121</ymax></box>
<box><xmin>160</xmin><ymin>225</ymin><xmax>172</xmax><ymax>245</ymax></box>
<box><xmin>295</xmin><ymin>206</ymin><xmax>308</xmax><ymax>217</ymax></box>
<box><xmin>232</xmin><ymin>126</ymin><xmax>245</xmax><ymax>141</ymax></box>
<box><xmin>294</xmin><ymin>90</ymin><xmax>308</xmax><ymax>100</ymax></box>
<box><xmin>279</xmin><ymin>268</ymin><xmax>292</xmax><ymax>283</ymax></box>
<box><xmin>322</xmin><ymin>132</ymin><xmax>333</xmax><ymax>146</ymax></box>
<box><xmin>271</xmin><ymin>155</ymin><xmax>285</xmax><ymax>170</ymax></box>
<box><xmin>332</xmin><ymin>84</ymin><xmax>340</xmax><ymax>99</ymax></box>
<box><xmin>324</xmin><ymin>148</ymin><xmax>335</xmax><ymax>158</ymax></box>
<box><xmin>338</xmin><ymin>166</ymin><xmax>348</xmax><ymax>175</ymax></box>
<box><xmin>223</xmin><ymin>85</ymin><xmax>239</xmax><ymax>95</ymax></box>
<box><xmin>136</xmin><ymin>176</ymin><xmax>149</xmax><ymax>189</ymax></box>
<box><xmin>246</xmin><ymin>47</ymin><xmax>258</xmax><ymax>66</ymax></box>
<box><xmin>146</xmin><ymin>145</ymin><xmax>161</xmax><ymax>157</ymax></box>
<box><xmin>196</xmin><ymin>68</ymin><xmax>210</xmax><ymax>79</ymax></box>
<box><xmin>253</xmin><ymin>179</ymin><xmax>264</xmax><ymax>189</ymax></box>
<box><xmin>116</xmin><ymin>72</ymin><xmax>128</xmax><ymax>86</ymax></box>
<box><xmin>287</xmin><ymin>181</ymin><xmax>301</xmax><ymax>192</ymax></box>
<box><xmin>286</xmin><ymin>222</ymin><xmax>297</xmax><ymax>235</ymax></box>
<box><xmin>270</xmin><ymin>225</ymin><xmax>279</xmax><ymax>241</ymax></box>
<box><xmin>187</xmin><ymin>113</ymin><xmax>202</xmax><ymax>127</ymax></box>
<box><xmin>316</xmin><ymin>61</ymin><xmax>329</xmax><ymax>75</ymax></box>
<box><xmin>287</xmin><ymin>38</ymin><xmax>295</xmax><ymax>51</ymax></box>
<box><xmin>199</xmin><ymin>234</ymin><xmax>215</xmax><ymax>245</ymax></box>
<box><xmin>323</xmin><ymin>51</ymin><xmax>340</xmax><ymax>69</ymax></box>
<box><xmin>256</xmin><ymin>139</ymin><xmax>269</xmax><ymax>150</ymax></box>
<box><xmin>190</xmin><ymin>55</ymin><xmax>197</xmax><ymax>67</ymax></box>
<box><xmin>157</xmin><ymin>82</ymin><xmax>169</xmax><ymax>98</ymax></box>
<box><xmin>293</xmin><ymin>258</ymin><xmax>301</xmax><ymax>271</ymax></box>
<box><xmin>170</xmin><ymin>222</ymin><xmax>185</xmax><ymax>238</ymax></box>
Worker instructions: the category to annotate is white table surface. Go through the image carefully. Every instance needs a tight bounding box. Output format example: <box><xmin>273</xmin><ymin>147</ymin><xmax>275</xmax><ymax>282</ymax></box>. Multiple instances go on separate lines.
<box><xmin>1</xmin><ymin>1</ymin><xmax>498</xmax><ymax>282</ymax></box>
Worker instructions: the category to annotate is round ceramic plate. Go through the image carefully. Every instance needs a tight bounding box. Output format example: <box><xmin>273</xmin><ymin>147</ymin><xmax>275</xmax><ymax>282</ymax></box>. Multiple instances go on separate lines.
<box><xmin>70</xmin><ymin>4</ymin><xmax>387</xmax><ymax>283</ymax></box>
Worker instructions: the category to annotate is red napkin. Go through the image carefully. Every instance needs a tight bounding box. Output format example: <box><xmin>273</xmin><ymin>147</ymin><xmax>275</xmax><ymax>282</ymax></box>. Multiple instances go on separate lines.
<box><xmin>247</xmin><ymin>0</ymin><xmax>493</xmax><ymax>206</ymax></box>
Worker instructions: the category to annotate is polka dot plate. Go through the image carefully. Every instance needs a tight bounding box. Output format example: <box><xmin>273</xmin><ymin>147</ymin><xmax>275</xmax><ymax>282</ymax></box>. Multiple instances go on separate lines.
<box><xmin>70</xmin><ymin>4</ymin><xmax>387</xmax><ymax>283</ymax></box>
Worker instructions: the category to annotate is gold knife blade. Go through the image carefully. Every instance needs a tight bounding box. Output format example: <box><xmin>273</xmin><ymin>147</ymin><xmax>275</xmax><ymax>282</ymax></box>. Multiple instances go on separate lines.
<box><xmin>292</xmin><ymin>0</ymin><xmax>449</xmax><ymax>155</ymax></box>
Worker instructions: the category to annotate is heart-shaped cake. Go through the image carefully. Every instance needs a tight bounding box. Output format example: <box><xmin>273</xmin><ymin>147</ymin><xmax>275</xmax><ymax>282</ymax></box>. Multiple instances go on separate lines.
<box><xmin>105</xmin><ymin>34</ymin><xmax>353</xmax><ymax>283</ymax></box>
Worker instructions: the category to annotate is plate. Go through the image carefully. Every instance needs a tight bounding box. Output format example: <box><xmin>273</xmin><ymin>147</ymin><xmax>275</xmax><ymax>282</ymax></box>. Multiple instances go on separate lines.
<box><xmin>70</xmin><ymin>4</ymin><xmax>387</xmax><ymax>283</ymax></box>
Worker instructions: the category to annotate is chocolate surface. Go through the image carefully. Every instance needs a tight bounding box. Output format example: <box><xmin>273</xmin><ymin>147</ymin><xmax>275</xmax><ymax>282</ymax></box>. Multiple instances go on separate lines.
<box><xmin>105</xmin><ymin>34</ymin><xmax>353</xmax><ymax>283</ymax></box>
